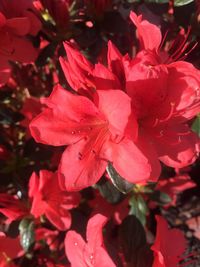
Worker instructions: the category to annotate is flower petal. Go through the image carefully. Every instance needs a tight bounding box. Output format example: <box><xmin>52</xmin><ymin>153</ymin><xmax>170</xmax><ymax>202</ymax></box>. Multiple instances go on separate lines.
<box><xmin>130</xmin><ymin>11</ymin><xmax>162</xmax><ymax>51</ymax></box>
<box><xmin>65</xmin><ymin>231</ymin><xmax>86</xmax><ymax>267</ymax></box>
<box><xmin>95</xmin><ymin>90</ymin><xmax>132</xmax><ymax>135</ymax></box>
<box><xmin>59</xmin><ymin>140</ymin><xmax>107</xmax><ymax>191</ymax></box>
<box><xmin>105</xmin><ymin>139</ymin><xmax>151</xmax><ymax>184</ymax></box>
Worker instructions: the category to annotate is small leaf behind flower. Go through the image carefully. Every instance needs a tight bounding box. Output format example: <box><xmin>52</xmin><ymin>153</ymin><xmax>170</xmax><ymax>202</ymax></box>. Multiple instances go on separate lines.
<box><xmin>192</xmin><ymin>115</ymin><xmax>200</xmax><ymax>137</ymax></box>
<box><xmin>19</xmin><ymin>218</ymin><xmax>35</xmax><ymax>252</ymax></box>
<box><xmin>106</xmin><ymin>162</ymin><xmax>134</xmax><ymax>194</ymax></box>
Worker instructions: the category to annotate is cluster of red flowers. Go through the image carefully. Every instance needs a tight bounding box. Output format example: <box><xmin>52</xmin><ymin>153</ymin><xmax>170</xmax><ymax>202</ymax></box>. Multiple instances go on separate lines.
<box><xmin>0</xmin><ymin>1</ymin><xmax>200</xmax><ymax>267</ymax></box>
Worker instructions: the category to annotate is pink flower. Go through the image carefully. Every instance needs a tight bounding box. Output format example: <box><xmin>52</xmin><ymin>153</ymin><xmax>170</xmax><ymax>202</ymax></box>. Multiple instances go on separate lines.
<box><xmin>29</xmin><ymin>170</ymin><xmax>80</xmax><ymax>230</ymax></box>
<box><xmin>30</xmin><ymin>85</ymin><xmax>151</xmax><ymax>191</ymax></box>
<box><xmin>151</xmin><ymin>215</ymin><xmax>187</xmax><ymax>267</ymax></box>
<box><xmin>65</xmin><ymin>214</ymin><xmax>116</xmax><ymax>267</ymax></box>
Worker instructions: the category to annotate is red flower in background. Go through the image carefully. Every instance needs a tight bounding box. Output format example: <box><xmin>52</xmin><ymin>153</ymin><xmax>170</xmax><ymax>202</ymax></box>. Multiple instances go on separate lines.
<box><xmin>20</xmin><ymin>96</ymin><xmax>43</xmax><ymax>139</ymax></box>
<box><xmin>0</xmin><ymin>0</ymin><xmax>41</xmax><ymax>85</ymax></box>
<box><xmin>30</xmin><ymin>85</ymin><xmax>151</xmax><ymax>191</ymax></box>
<box><xmin>0</xmin><ymin>232</ymin><xmax>22</xmax><ymax>267</ymax></box>
<box><xmin>65</xmin><ymin>214</ymin><xmax>116</xmax><ymax>267</ymax></box>
<box><xmin>38</xmin><ymin>0</ymin><xmax>71</xmax><ymax>29</ymax></box>
<box><xmin>151</xmin><ymin>215</ymin><xmax>187</xmax><ymax>267</ymax></box>
<box><xmin>89</xmin><ymin>191</ymin><xmax>128</xmax><ymax>224</ymax></box>
<box><xmin>0</xmin><ymin>194</ymin><xmax>28</xmax><ymax>224</ymax></box>
<box><xmin>29</xmin><ymin>170</ymin><xmax>80</xmax><ymax>230</ymax></box>
<box><xmin>156</xmin><ymin>174</ymin><xmax>196</xmax><ymax>207</ymax></box>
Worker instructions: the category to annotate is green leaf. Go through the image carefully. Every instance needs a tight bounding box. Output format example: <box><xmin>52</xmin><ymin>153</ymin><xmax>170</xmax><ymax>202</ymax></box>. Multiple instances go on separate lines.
<box><xmin>96</xmin><ymin>177</ymin><xmax>123</xmax><ymax>204</ymax></box>
<box><xmin>192</xmin><ymin>115</ymin><xmax>200</xmax><ymax>137</ymax></box>
<box><xmin>106</xmin><ymin>163</ymin><xmax>134</xmax><ymax>194</ymax></box>
<box><xmin>150</xmin><ymin>190</ymin><xmax>172</xmax><ymax>205</ymax></box>
<box><xmin>144</xmin><ymin>0</ymin><xmax>194</xmax><ymax>5</ymax></box>
<box><xmin>174</xmin><ymin>0</ymin><xmax>194</xmax><ymax>6</ymax></box>
<box><xmin>119</xmin><ymin>215</ymin><xmax>147</xmax><ymax>263</ymax></box>
<box><xmin>129</xmin><ymin>195</ymin><xmax>148</xmax><ymax>226</ymax></box>
<box><xmin>19</xmin><ymin>218</ymin><xmax>35</xmax><ymax>252</ymax></box>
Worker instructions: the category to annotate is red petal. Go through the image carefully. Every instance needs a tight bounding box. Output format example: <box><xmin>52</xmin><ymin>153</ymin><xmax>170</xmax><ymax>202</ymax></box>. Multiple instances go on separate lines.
<box><xmin>107</xmin><ymin>41</ymin><xmax>125</xmax><ymax>84</ymax></box>
<box><xmin>65</xmin><ymin>231</ymin><xmax>86</xmax><ymax>267</ymax></box>
<box><xmin>28</xmin><ymin>172</ymin><xmax>39</xmax><ymax>198</ymax></box>
<box><xmin>95</xmin><ymin>90</ymin><xmax>132</xmax><ymax>135</ymax></box>
<box><xmin>86</xmin><ymin>214</ymin><xmax>108</xmax><ymax>248</ymax></box>
<box><xmin>106</xmin><ymin>138</ymin><xmax>151</xmax><ymax>184</ymax></box>
<box><xmin>95</xmin><ymin>246</ymin><xmax>116</xmax><ymax>267</ymax></box>
<box><xmin>6</xmin><ymin>17</ymin><xmax>30</xmax><ymax>36</ymax></box>
<box><xmin>59</xmin><ymin>140</ymin><xmax>107</xmax><ymax>191</ymax></box>
<box><xmin>151</xmin><ymin>215</ymin><xmax>186</xmax><ymax>267</ymax></box>
<box><xmin>130</xmin><ymin>11</ymin><xmax>162</xmax><ymax>51</ymax></box>
<box><xmin>93</xmin><ymin>63</ymin><xmax>121</xmax><ymax>90</ymax></box>
<box><xmin>46</xmin><ymin>206</ymin><xmax>71</xmax><ymax>231</ymax></box>
<box><xmin>152</xmin><ymin>125</ymin><xmax>198</xmax><ymax>168</ymax></box>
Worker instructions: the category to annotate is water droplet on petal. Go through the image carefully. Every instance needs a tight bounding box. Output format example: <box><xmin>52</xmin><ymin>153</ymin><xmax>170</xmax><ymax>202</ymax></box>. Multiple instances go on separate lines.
<box><xmin>74</xmin><ymin>242</ymin><xmax>78</xmax><ymax>246</ymax></box>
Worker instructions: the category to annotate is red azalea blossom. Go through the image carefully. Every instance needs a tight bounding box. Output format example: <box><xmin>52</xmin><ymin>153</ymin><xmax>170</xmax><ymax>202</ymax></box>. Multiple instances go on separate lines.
<box><xmin>30</xmin><ymin>84</ymin><xmax>151</xmax><ymax>191</ymax></box>
<box><xmin>0</xmin><ymin>194</ymin><xmax>28</xmax><ymax>223</ymax></box>
<box><xmin>156</xmin><ymin>174</ymin><xmax>196</xmax><ymax>207</ymax></box>
<box><xmin>89</xmin><ymin>191</ymin><xmax>128</xmax><ymax>224</ymax></box>
<box><xmin>0</xmin><ymin>233</ymin><xmax>22</xmax><ymax>267</ymax></box>
<box><xmin>151</xmin><ymin>215</ymin><xmax>187</xmax><ymax>267</ymax></box>
<box><xmin>20</xmin><ymin>96</ymin><xmax>43</xmax><ymax>139</ymax></box>
<box><xmin>65</xmin><ymin>214</ymin><xmax>116</xmax><ymax>267</ymax></box>
<box><xmin>59</xmin><ymin>12</ymin><xmax>200</xmax><ymax>182</ymax></box>
<box><xmin>38</xmin><ymin>0</ymin><xmax>71</xmax><ymax>29</ymax></box>
<box><xmin>0</xmin><ymin>0</ymin><xmax>41</xmax><ymax>85</ymax></box>
<box><xmin>29</xmin><ymin>170</ymin><xmax>80</xmax><ymax>230</ymax></box>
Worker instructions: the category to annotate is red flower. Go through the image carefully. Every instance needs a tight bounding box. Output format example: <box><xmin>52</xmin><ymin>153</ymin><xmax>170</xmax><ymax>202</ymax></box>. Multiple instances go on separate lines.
<box><xmin>89</xmin><ymin>191</ymin><xmax>128</xmax><ymax>224</ymax></box>
<box><xmin>30</xmin><ymin>85</ymin><xmax>151</xmax><ymax>191</ymax></box>
<box><xmin>59</xmin><ymin>42</ymin><xmax>121</xmax><ymax>98</ymax></box>
<box><xmin>20</xmin><ymin>96</ymin><xmax>43</xmax><ymax>139</ymax></box>
<box><xmin>60</xmin><ymin>23</ymin><xmax>200</xmax><ymax>182</ymax></box>
<box><xmin>39</xmin><ymin>0</ymin><xmax>71</xmax><ymax>28</ymax></box>
<box><xmin>151</xmin><ymin>215</ymin><xmax>187</xmax><ymax>267</ymax></box>
<box><xmin>125</xmin><ymin>12</ymin><xmax>200</xmax><ymax>170</ymax></box>
<box><xmin>0</xmin><ymin>0</ymin><xmax>41</xmax><ymax>85</ymax></box>
<box><xmin>29</xmin><ymin>170</ymin><xmax>80</xmax><ymax>230</ymax></box>
<box><xmin>0</xmin><ymin>194</ymin><xmax>28</xmax><ymax>223</ymax></box>
<box><xmin>59</xmin><ymin>42</ymin><xmax>94</xmax><ymax>96</ymax></box>
<box><xmin>0</xmin><ymin>233</ymin><xmax>22</xmax><ymax>267</ymax></box>
<box><xmin>156</xmin><ymin>174</ymin><xmax>196</xmax><ymax>207</ymax></box>
<box><xmin>65</xmin><ymin>214</ymin><xmax>116</xmax><ymax>267</ymax></box>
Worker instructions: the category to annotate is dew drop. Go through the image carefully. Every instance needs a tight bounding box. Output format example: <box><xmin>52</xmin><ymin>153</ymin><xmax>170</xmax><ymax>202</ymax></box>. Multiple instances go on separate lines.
<box><xmin>74</xmin><ymin>242</ymin><xmax>78</xmax><ymax>246</ymax></box>
<box><xmin>71</xmin><ymin>131</ymin><xmax>75</xmax><ymax>134</ymax></box>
